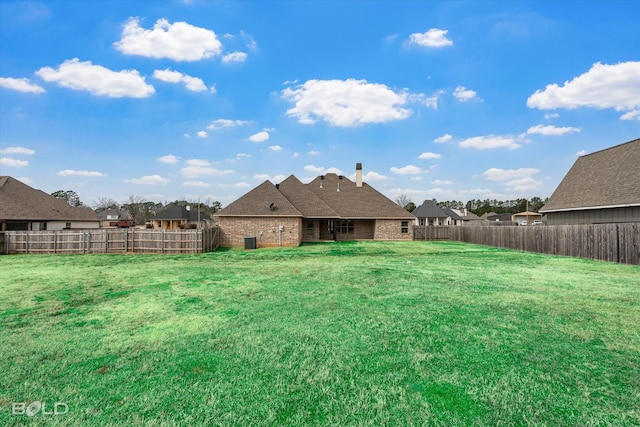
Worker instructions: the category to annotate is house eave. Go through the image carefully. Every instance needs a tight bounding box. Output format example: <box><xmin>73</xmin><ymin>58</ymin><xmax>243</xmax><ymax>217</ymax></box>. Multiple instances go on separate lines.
<box><xmin>540</xmin><ymin>202</ymin><xmax>640</xmax><ymax>213</ymax></box>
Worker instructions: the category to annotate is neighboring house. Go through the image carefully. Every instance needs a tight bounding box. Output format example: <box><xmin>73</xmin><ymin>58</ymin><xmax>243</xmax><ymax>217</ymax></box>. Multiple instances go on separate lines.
<box><xmin>412</xmin><ymin>200</ymin><xmax>449</xmax><ymax>226</ymax></box>
<box><xmin>151</xmin><ymin>204</ymin><xmax>213</xmax><ymax>230</ymax></box>
<box><xmin>451</xmin><ymin>208</ymin><xmax>484</xmax><ymax>226</ymax></box>
<box><xmin>511</xmin><ymin>211</ymin><xmax>543</xmax><ymax>226</ymax></box>
<box><xmin>214</xmin><ymin>163</ymin><xmax>415</xmax><ymax>247</ymax></box>
<box><xmin>482</xmin><ymin>212</ymin><xmax>514</xmax><ymax>224</ymax></box>
<box><xmin>0</xmin><ymin>176</ymin><xmax>100</xmax><ymax>231</ymax></box>
<box><xmin>99</xmin><ymin>209</ymin><xmax>133</xmax><ymax>228</ymax></box>
<box><xmin>540</xmin><ymin>138</ymin><xmax>640</xmax><ymax>225</ymax></box>
<box><xmin>441</xmin><ymin>207</ymin><xmax>463</xmax><ymax>226</ymax></box>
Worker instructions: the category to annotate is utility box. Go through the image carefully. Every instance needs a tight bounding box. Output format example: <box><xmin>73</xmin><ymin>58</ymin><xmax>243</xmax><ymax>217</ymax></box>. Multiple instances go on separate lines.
<box><xmin>244</xmin><ymin>236</ymin><xmax>257</xmax><ymax>250</ymax></box>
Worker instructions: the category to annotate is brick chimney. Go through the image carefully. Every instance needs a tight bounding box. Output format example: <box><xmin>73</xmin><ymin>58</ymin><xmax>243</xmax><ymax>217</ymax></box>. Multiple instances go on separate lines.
<box><xmin>355</xmin><ymin>163</ymin><xmax>363</xmax><ymax>187</ymax></box>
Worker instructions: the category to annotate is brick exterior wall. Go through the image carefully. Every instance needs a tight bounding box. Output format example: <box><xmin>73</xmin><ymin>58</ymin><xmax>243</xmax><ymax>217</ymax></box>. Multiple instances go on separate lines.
<box><xmin>218</xmin><ymin>217</ymin><xmax>302</xmax><ymax>247</ymax></box>
<box><xmin>374</xmin><ymin>219</ymin><xmax>413</xmax><ymax>240</ymax></box>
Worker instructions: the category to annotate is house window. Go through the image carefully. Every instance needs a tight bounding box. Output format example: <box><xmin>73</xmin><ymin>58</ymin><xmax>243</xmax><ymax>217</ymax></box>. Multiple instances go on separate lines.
<box><xmin>65</xmin><ymin>222</ymin><xmax>71</xmax><ymax>229</ymax></box>
<box><xmin>419</xmin><ymin>218</ymin><xmax>425</xmax><ymax>226</ymax></box>
<box><xmin>307</xmin><ymin>221</ymin><xmax>314</xmax><ymax>236</ymax></box>
<box><xmin>336</xmin><ymin>220</ymin><xmax>354</xmax><ymax>234</ymax></box>
<box><xmin>401</xmin><ymin>221</ymin><xmax>409</xmax><ymax>234</ymax></box>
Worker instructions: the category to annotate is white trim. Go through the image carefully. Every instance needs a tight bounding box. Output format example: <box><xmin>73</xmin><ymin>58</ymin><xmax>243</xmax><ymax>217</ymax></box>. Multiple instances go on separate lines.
<box><xmin>540</xmin><ymin>203</ymin><xmax>640</xmax><ymax>213</ymax></box>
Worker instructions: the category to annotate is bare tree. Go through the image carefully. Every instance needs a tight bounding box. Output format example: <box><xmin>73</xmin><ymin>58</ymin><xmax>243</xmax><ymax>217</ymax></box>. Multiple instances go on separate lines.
<box><xmin>93</xmin><ymin>197</ymin><xmax>119</xmax><ymax>213</ymax></box>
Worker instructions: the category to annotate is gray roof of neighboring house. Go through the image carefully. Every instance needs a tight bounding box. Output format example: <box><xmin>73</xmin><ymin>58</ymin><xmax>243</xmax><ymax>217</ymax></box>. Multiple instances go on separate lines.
<box><xmin>215</xmin><ymin>173</ymin><xmax>414</xmax><ymax>220</ymax></box>
<box><xmin>441</xmin><ymin>207</ymin><xmax>462</xmax><ymax>220</ymax></box>
<box><xmin>152</xmin><ymin>204</ymin><xmax>213</xmax><ymax>221</ymax></box>
<box><xmin>540</xmin><ymin>138</ymin><xmax>640</xmax><ymax>213</ymax></box>
<box><xmin>99</xmin><ymin>209</ymin><xmax>132</xmax><ymax>221</ymax></box>
<box><xmin>412</xmin><ymin>200</ymin><xmax>448</xmax><ymax>218</ymax></box>
<box><xmin>0</xmin><ymin>176</ymin><xmax>100</xmax><ymax>222</ymax></box>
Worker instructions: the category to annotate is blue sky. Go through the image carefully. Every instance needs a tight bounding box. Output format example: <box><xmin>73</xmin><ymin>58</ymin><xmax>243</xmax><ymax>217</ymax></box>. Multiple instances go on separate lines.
<box><xmin>1</xmin><ymin>0</ymin><xmax>639</xmax><ymax>208</ymax></box>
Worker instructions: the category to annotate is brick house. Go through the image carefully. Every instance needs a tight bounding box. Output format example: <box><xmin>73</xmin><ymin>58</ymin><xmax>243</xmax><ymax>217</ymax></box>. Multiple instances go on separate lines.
<box><xmin>214</xmin><ymin>164</ymin><xmax>415</xmax><ymax>247</ymax></box>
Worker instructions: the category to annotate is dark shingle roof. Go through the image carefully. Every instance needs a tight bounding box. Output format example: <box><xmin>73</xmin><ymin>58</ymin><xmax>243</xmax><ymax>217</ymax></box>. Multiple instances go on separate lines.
<box><xmin>412</xmin><ymin>200</ymin><xmax>448</xmax><ymax>218</ymax></box>
<box><xmin>0</xmin><ymin>176</ymin><xmax>100</xmax><ymax>222</ymax></box>
<box><xmin>540</xmin><ymin>138</ymin><xmax>640</xmax><ymax>212</ymax></box>
<box><xmin>277</xmin><ymin>175</ymin><xmax>339</xmax><ymax>218</ymax></box>
<box><xmin>306</xmin><ymin>174</ymin><xmax>414</xmax><ymax>219</ymax></box>
<box><xmin>441</xmin><ymin>207</ymin><xmax>462</xmax><ymax>220</ymax></box>
<box><xmin>215</xmin><ymin>181</ymin><xmax>303</xmax><ymax>217</ymax></box>
<box><xmin>215</xmin><ymin>173</ymin><xmax>414</xmax><ymax>219</ymax></box>
<box><xmin>152</xmin><ymin>204</ymin><xmax>212</xmax><ymax>221</ymax></box>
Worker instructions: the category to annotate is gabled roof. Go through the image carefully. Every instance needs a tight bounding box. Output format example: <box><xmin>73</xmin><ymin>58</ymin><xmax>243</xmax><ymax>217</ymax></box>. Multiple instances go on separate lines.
<box><xmin>540</xmin><ymin>138</ymin><xmax>640</xmax><ymax>213</ymax></box>
<box><xmin>152</xmin><ymin>204</ymin><xmax>212</xmax><ymax>221</ymax></box>
<box><xmin>0</xmin><ymin>176</ymin><xmax>100</xmax><ymax>222</ymax></box>
<box><xmin>441</xmin><ymin>207</ymin><xmax>462</xmax><ymax>220</ymax></box>
<box><xmin>215</xmin><ymin>173</ymin><xmax>414</xmax><ymax>220</ymax></box>
<box><xmin>277</xmin><ymin>175</ymin><xmax>339</xmax><ymax>218</ymax></box>
<box><xmin>215</xmin><ymin>181</ymin><xmax>303</xmax><ymax>217</ymax></box>
<box><xmin>306</xmin><ymin>174</ymin><xmax>414</xmax><ymax>219</ymax></box>
<box><xmin>99</xmin><ymin>208</ymin><xmax>132</xmax><ymax>220</ymax></box>
<box><xmin>412</xmin><ymin>200</ymin><xmax>448</xmax><ymax>218</ymax></box>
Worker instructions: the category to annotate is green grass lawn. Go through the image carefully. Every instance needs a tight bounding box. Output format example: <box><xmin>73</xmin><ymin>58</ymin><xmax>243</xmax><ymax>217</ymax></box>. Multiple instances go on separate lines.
<box><xmin>1</xmin><ymin>241</ymin><xmax>639</xmax><ymax>426</ymax></box>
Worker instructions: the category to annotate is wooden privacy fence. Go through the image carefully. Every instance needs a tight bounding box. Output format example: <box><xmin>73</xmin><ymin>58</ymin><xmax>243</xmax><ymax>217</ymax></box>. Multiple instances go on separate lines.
<box><xmin>3</xmin><ymin>228</ymin><xmax>219</xmax><ymax>255</ymax></box>
<box><xmin>448</xmin><ymin>223</ymin><xmax>639</xmax><ymax>265</ymax></box>
<box><xmin>413</xmin><ymin>226</ymin><xmax>450</xmax><ymax>240</ymax></box>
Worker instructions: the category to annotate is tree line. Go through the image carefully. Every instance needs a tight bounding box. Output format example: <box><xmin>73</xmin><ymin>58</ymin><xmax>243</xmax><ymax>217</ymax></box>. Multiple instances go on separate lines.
<box><xmin>396</xmin><ymin>196</ymin><xmax>548</xmax><ymax>216</ymax></box>
<box><xmin>51</xmin><ymin>191</ymin><xmax>222</xmax><ymax>226</ymax></box>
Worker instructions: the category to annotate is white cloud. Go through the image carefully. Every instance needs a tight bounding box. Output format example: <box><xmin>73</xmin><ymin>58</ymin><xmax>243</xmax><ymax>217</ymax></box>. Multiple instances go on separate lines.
<box><xmin>409</xmin><ymin>28</ymin><xmax>453</xmax><ymax>48</ymax></box>
<box><xmin>418</xmin><ymin>152</ymin><xmax>442</xmax><ymax>159</ymax></box>
<box><xmin>526</xmin><ymin>124</ymin><xmax>581</xmax><ymax>136</ymax></box>
<box><xmin>459</xmin><ymin>134</ymin><xmax>525</xmax><ymax>150</ymax></box>
<box><xmin>158</xmin><ymin>155</ymin><xmax>180</xmax><ymax>164</ymax></box>
<box><xmin>269</xmin><ymin>145</ymin><xmax>283</xmax><ymax>151</ymax></box>
<box><xmin>219</xmin><ymin>182</ymin><xmax>251</xmax><ymax>188</ymax></box>
<box><xmin>527</xmin><ymin>61</ymin><xmax>640</xmax><ymax>120</ymax></box>
<box><xmin>0</xmin><ymin>157</ymin><xmax>29</xmax><ymax>167</ymax></box>
<box><xmin>183</xmin><ymin>181</ymin><xmax>210</xmax><ymax>187</ymax></box>
<box><xmin>0</xmin><ymin>77</ymin><xmax>46</xmax><ymax>94</ymax></box>
<box><xmin>482</xmin><ymin>167</ymin><xmax>540</xmax><ymax>182</ymax></box>
<box><xmin>36</xmin><ymin>58</ymin><xmax>154</xmax><ymax>98</ymax></box>
<box><xmin>577</xmin><ymin>150</ymin><xmax>587</xmax><ymax>156</ymax></box>
<box><xmin>114</xmin><ymin>17</ymin><xmax>222</xmax><ymax>61</ymax></box>
<box><xmin>186</xmin><ymin>159</ymin><xmax>210</xmax><ymax>166</ymax></box>
<box><xmin>432</xmin><ymin>179</ymin><xmax>452</xmax><ymax>185</ymax></box>
<box><xmin>236</xmin><ymin>153</ymin><xmax>251</xmax><ymax>159</ymax></box>
<box><xmin>153</xmin><ymin>68</ymin><xmax>209</xmax><ymax>92</ymax></box>
<box><xmin>362</xmin><ymin>171</ymin><xmax>388</xmax><ymax>181</ymax></box>
<box><xmin>453</xmin><ymin>86</ymin><xmax>479</xmax><ymax>102</ymax></box>
<box><xmin>482</xmin><ymin>168</ymin><xmax>542</xmax><ymax>191</ymax></box>
<box><xmin>249</xmin><ymin>131</ymin><xmax>269</xmax><ymax>142</ymax></box>
<box><xmin>207</xmin><ymin>119</ymin><xmax>251</xmax><ymax>130</ymax></box>
<box><xmin>253</xmin><ymin>173</ymin><xmax>286</xmax><ymax>182</ymax></box>
<box><xmin>183</xmin><ymin>133</ymin><xmax>191</xmax><ymax>138</ymax></box>
<box><xmin>197</xmin><ymin>131</ymin><xmax>208</xmax><ymax>138</ymax></box>
<box><xmin>0</xmin><ymin>146</ymin><xmax>35</xmax><ymax>155</ymax></box>
<box><xmin>390</xmin><ymin>165</ymin><xmax>422</xmax><ymax>175</ymax></box>
<box><xmin>620</xmin><ymin>110</ymin><xmax>640</xmax><ymax>121</ymax></box>
<box><xmin>125</xmin><ymin>175</ymin><xmax>169</xmax><ymax>185</ymax></box>
<box><xmin>409</xmin><ymin>91</ymin><xmax>442</xmax><ymax>109</ymax></box>
<box><xmin>505</xmin><ymin>177</ymin><xmax>542</xmax><ymax>192</ymax></box>
<box><xmin>308</xmin><ymin>150</ymin><xmax>320</xmax><ymax>155</ymax></box>
<box><xmin>180</xmin><ymin>160</ymin><xmax>234</xmax><ymax>177</ymax></box>
<box><xmin>544</xmin><ymin>113</ymin><xmax>559</xmax><ymax>119</ymax></box>
<box><xmin>304</xmin><ymin>165</ymin><xmax>343</xmax><ymax>175</ymax></box>
<box><xmin>57</xmin><ymin>170</ymin><xmax>106</xmax><ymax>177</ymax></box>
<box><xmin>221</xmin><ymin>52</ymin><xmax>248</xmax><ymax>63</ymax></box>
<box><xmin>282</xmin><ymin>79</ymin><xmax>412</xmax><ymax>127</ymax></box>
<box><xmin>434</xmin><ymin>133</ymin><xmax>452</xmax><ymax>143</ymax></box>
